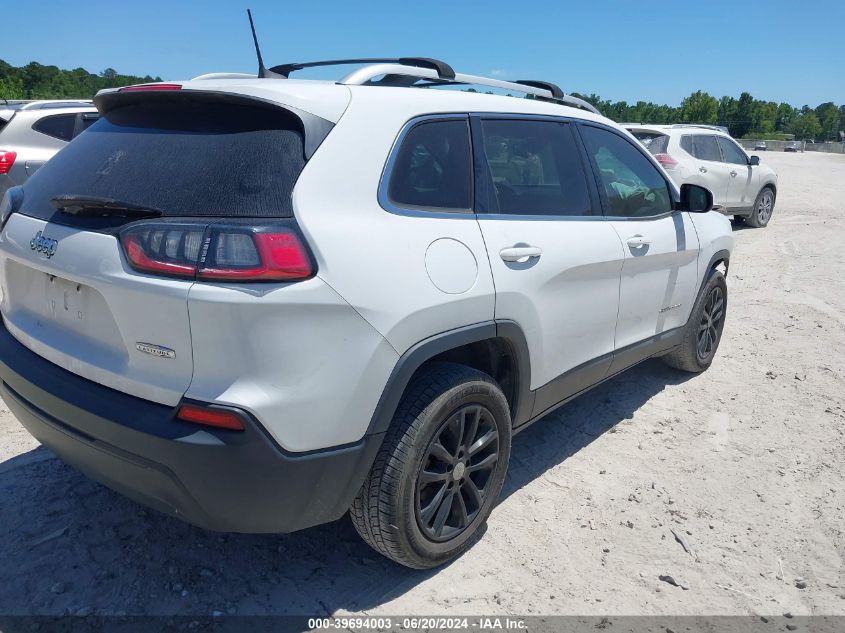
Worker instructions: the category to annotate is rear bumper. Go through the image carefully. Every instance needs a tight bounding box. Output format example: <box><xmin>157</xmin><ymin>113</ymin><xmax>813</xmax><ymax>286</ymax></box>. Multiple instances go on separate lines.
<box><xmin>0</xmin><ymin>321</ymin><xmax>382</xmax><ymax>533</ymax></box>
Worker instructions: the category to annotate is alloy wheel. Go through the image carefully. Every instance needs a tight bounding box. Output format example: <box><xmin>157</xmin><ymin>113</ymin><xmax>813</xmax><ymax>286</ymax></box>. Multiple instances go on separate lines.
<box><xmin>757</xmin><ymin>192</ymin><xmax>773</xmax><ymax>224</ymax></box>
<box><xmin>697</xmin><ymin>286</ymin><xmax>724</xmax><ymax>362</ymax></box>
<box><xmin>415</xmin><ymin>404</ymin><xmax>500</xmax><ymax>542</ymax></box>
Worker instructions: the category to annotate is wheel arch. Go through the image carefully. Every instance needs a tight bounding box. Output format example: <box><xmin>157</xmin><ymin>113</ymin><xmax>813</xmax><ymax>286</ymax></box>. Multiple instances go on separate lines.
<box><xmin>699</xmin><ymin>249</ymin><xmax>731</xmax><ymax>296</ymax></box>
<box><xmin>365</xmin><ymin>321</ymin><xmax>533</xmax><ymax>436</ymax></box>
<box><xmin>760</xmin><ymin>180</ymin><xmax>777</xmax><ymax>199</ymax></box>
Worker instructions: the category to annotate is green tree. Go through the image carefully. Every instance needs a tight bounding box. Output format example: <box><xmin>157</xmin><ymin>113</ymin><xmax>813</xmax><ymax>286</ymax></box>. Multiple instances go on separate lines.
<box><xmin>718</xmin><ymin>96</ymin><xmax>738</xmax><ymax>133</ymax></box>
<box><xmin>815</xmin><ymin>102</ymin><xmax>840</xmax><ymax>140</ymax></box>
<box><xmin>0</xmin><ymin>75</ymin><xmax>26</xmax><ymax>100</ymax></box>
<box><xmin>733</xmin><ymin>92</ymin><xmax>755</xmax><ymax>138</ymax></box>
<box><xmin>776</xmin><ymin>102</ymin><xmax>796</xmax><ymax>132</ymax></box>
<box><xmin>680</xmin><ymin>90</ymin><xmax>718</xmax><ymax>124</ymax></box>
<box><xmin>790</xmin><ymin>112</ymin><xmax>822</xmax><ymax>140</ymax></box>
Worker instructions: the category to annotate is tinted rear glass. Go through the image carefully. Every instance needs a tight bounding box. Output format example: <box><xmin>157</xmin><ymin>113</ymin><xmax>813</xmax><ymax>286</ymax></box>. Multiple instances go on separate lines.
<box><xmin>692</xmin><ymin>135</ymin><xmax>722</xmax><ymax>162</ymax></box>
<box><xmin>388</xmin><ymin>119</ymin><xmax>472</xmax><ymax>211</ymax></box>
<box><xmin>631</xmin><ymin>132</ymin><xmax>669</xmax><ymax>155</ymax></box>
<box><xmin>19</xmin><ymin>102</ymin><xmax>306</xmax><ymax>225</ymax></box>
<box><xmin>480</xmin><ymin>119</ymin><xmax>592</xmax><ymax>216</ymax></box>
<box><xmin>33</xmin><ymin>114</ymin><xmax>77</xmax><ymax>141</ymax></box>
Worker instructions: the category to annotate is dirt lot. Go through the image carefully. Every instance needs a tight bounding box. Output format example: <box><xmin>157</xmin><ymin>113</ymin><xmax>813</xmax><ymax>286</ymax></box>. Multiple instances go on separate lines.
<box><xmin>1</xmin><ymin>151</ymin><xmax>843</xmax><ymax>618</ymax></box>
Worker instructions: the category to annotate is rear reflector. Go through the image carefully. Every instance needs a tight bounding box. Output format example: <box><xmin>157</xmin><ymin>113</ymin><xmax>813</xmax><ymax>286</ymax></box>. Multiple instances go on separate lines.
<box><xmin>119</xmin><ymin>221</ymin><xmax>314</xmax><ymax>282</ymax></box>
<box><xmin>177</xmin><ymin>404</ymin><xmax>245</xmax><ymax>431</ymax></box>
<box><xmin>653</xmin><ymin>153</ymin><xmax>678</xmax><ymax>169</ymax></box>
<box><xmin>0</xmin><ymin>150</ymin><xmax>16</xmax><ymax>175</ymax></box>
<box><xmin>119</xmin><ymin>83</ymin><xmax>183</xmax><ymax>92</ymax></box>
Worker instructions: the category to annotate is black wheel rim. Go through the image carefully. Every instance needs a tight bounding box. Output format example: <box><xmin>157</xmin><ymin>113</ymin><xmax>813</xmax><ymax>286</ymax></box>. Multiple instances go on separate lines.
<box><xmin>697</xmin><ymin>286</ymin><xmax>724</xmax><ymax>362</ymax></box>
<box><xmin>415</xmin><ymin>404</ymin><xmax>500</xmax><ymax>542</ymax></box>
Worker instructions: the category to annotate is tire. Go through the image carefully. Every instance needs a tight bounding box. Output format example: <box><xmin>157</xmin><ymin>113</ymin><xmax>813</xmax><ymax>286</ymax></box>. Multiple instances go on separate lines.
<box><xmin>350</xmin><ymin>362</ymin><xmax>512</xmax><ymax>569</ymax></box>
<box><xmin>746</xmin><ymin>186</ymin><xmax>775</xmax><ymax>228</ymax></box>
<box><xmin>662</xmin><ymin>271</ymin><xmax>727</xmax><ymax>373</ymax></box>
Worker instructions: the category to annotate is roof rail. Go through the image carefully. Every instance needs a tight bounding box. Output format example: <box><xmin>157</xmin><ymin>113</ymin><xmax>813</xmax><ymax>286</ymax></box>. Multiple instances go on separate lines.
<box><xmin>19</xmin><ymin>100</ymin><xmax>93</xmax><ymax>111</ymax></box>
<box><xmin>192</xmin><ymin>72</ymin><xmax>257</xmax><ymax>81</ymax></box>
<box><xmin>670</xmin><ymin>124</ymin><xmax>729</xmax><ymax>133</ymax></box>
<box><xmin>268</xmin><ymin>57</ymin><xmax>456</xmax><ymax>80</ymax></box>
<box><xmin>513</xmin><ymin>80</ymin><xmax>564</xmax><ymax>99</ymax></box>
<box><xmin>336</xmin><ymin>63</ymin><xmax>600</xmax><ymax>114</ymax></box>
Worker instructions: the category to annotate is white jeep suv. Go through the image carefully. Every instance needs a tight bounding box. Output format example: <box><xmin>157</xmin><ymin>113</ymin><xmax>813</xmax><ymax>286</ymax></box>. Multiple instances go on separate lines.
<box><xmin>0</xmin><ymin>59</ymin><xmax>733</xmax><ymax>569</ymax></box>
<box><xmin>625</xmin><ymin>124</ymin><xmax>778</xmax><ymax>228</ymax></box>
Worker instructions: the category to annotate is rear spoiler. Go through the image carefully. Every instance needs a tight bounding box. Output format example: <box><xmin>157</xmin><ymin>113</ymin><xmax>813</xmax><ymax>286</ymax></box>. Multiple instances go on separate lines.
<box><xmin>93</xmin><ymin>88</ymin><xmax>333</xmax><ymax>160</ymax></box>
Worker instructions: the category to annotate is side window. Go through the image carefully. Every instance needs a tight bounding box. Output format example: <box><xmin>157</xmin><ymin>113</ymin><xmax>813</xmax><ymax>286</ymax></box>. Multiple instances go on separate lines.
<box><xmin>73</xmin><ymin>113</ymin><xmax>99</xmax><ymax>139</ymax></box>
<box><xmin>692</xmin><ymin>135</ymin><xmax>722</xmax><ymax>162</ymax></box>
<box><xmin>387</xmin><ymin>119</ymin><xmax>472</xmax><ymax>211</ymax></box>
<box><xmin>32</xmin><ymin>114</ymin><xmax>77</xmax><ymax>142</ymax></box>
<box><xmin>479</xmin><ymin>119</ymin><xmax>591</xmax><ymax>216</ymax></box>
<box><xmin>717</xmin><ymin>137</ymin><xmax>748</xmax><ymax>165</ymax></box>
<box><xmin>580</xmin><ymin>125</ymin><xmax>673</xmax><ymax>218</ymax></box>
<box><xmin>680</xmin><ymin>135</ymin><xmax>693</xmax><ymax>155</ymax></box>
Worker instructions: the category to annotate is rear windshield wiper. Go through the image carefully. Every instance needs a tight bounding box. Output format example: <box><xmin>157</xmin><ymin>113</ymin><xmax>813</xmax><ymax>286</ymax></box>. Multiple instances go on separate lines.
<box><xmin>50</xmin><ymin>195</ymin><xmax>163</xmax><ymax>218</ymax></box>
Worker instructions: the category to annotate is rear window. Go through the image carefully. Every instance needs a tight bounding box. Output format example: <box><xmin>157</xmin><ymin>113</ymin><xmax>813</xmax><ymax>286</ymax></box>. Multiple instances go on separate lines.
<box><xmin>692</xmin><ymin>135</ymin><xmax>722</xmax><ymax>162</ymax></box>
<box><xmin>19</xmin><ymin>102</ymin><xmax>306</xmax><ymax>225</ymax></box>
<box><xmin>480</xmin><ymin>119</ymin><xmax>592</xmax><ymax>216</ymax></box>
<box><xmin>387</xmin><ymin>119</ymin><xmax>472</xmax><ymax>211</ymax></box>
<box><xmin>631</xmin><ymin>131</ymin><xmax>669</xmax><ymax>155</ymax></box>
<box><xmin>33</xmin><ymin>114</ymin><xmax>78</xmax><ymax>142</ymax></box>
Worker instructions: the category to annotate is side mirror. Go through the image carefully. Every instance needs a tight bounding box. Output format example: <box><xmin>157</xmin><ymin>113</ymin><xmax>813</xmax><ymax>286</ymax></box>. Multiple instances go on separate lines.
<box><xmin>679</xmin><ymin>183</ymin><xmax>713</xmax><ymax>213</ymax></box>
<box><xmin>749</xmin><ymin>155</ymin><xmax>760</xmax><ymax>166</ymax></box>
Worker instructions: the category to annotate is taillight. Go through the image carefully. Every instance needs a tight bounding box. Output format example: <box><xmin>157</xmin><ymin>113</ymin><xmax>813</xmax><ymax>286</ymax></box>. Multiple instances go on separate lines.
<box><xmin>176</xmin><ymin>403</ymin><xmax>245</xmax><ymax>431</ymax></box>
<box><xmin>119</xmin><ymin>221</ymin><xmax>314</xmax><ymax>282</ymax></box>
<box><xmin>119</xmin><ymin>83</ymin><xmax>183</xmax><ymax>92</ymax></box>
<box><xmin>0</xmin><ymin>150</ymin><xmax>17</xmax><ymax>175</ymax></box>
<box><xmin>653</xmin><ymin>153</ymin><xmax>678</xmax><ymax>169</ymax></box>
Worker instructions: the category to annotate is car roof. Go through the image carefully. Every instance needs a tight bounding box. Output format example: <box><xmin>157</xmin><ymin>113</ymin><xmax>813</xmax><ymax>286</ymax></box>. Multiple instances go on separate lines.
<box><xmin>96</xmin><ymin>76</ymin><xmax>611</xmax><ymax>127</ymax></box>
<box><xmin>624</xmin><ymin>123</ymin><xmax>734</xmax><ymax>139</ymax></box>
<box><xmin>1</xmin><ymin>101</ymin><xmax>98</xmax><ymax>123</ymax></box>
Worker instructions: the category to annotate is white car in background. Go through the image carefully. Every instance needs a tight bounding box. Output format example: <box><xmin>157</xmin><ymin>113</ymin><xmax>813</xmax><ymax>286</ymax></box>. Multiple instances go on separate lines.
<box><xmin>625</xmin><ymin>124</ymin><xmax>778</xmax><ymax>227</ymax></box>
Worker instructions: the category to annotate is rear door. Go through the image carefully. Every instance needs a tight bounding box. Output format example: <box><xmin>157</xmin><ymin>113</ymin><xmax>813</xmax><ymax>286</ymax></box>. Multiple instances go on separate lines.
<box><xmin>0</xmin><ymin>96</ymin><xmax>310</xmax><ymax>405</ymax></box>
<box><xmin>717</xmin><ymin>136</ymin><xmax>757</xmax><ymax>210</ymax></box>
<box><xmin>472</xmin><ymin>116</ymin><xmax>625</xmax><ymax>416</ymax></box>
<box><xmin>578</xmin><ymin>123</ymin><xmax>700</xmax><ymax>357</ymax></box>
<box><xmin>690</xmin><ymin>134</ymin><xmax>730</xmax><ymax>207</ymax></box>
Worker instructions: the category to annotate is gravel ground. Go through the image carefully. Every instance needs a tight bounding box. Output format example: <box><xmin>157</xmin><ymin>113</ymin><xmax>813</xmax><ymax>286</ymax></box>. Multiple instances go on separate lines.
<box><xmin>0</xmin><ymin>151</ymin><xmax>843</xmax><ymax>618</ymax></box>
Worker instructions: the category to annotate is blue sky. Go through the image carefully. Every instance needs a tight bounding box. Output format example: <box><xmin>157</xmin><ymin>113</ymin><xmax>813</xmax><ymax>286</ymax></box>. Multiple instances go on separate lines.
<box><xmin>4</xmin><ymin>0</ymin><xmax>844</xmax><ymax>106</ymax></box>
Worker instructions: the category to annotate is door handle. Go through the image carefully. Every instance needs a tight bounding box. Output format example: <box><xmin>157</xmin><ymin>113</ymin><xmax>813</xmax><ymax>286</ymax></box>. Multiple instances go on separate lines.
<box><xmin>699</xmin><ymin>166</ymin><xmax>708</xmax><ymax>173</ymax></box>
<box><xmin>730</xmin><ymin>170</ymin><xmax>737</xmax><ymax>177</ymax></box>
<box><xmin>626</xmin><ymin>235</ymin><xmax>651</xmax><ymax>248</ymax></box>
<box><xmin>500</xmin><ymin>246</ymin><xmax>542</xmax><ymax>262</ymax></box>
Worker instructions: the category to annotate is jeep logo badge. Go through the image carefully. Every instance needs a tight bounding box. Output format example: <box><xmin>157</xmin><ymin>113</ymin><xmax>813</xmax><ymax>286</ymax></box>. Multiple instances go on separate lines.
<box><xmin>30</xmin><ymin>231</ymin><xmax>58</xmax><ymax>258</ymax></box>
<box><xmin>136</xmin><ymin>342</ymin><xmax>176</xmax><ymax>359</ymax></box>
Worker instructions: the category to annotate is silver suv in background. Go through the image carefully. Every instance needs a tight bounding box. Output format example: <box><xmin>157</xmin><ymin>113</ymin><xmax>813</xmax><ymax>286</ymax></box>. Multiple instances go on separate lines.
<box><xmin>625</xmin><ymin>124</ymin><xmax>778</xmax><ymax>228</ymax></box>
<box><xmin>0</xmin><ymin>101</ymin><xmax>99</xmax><ymax>197</ymax></box>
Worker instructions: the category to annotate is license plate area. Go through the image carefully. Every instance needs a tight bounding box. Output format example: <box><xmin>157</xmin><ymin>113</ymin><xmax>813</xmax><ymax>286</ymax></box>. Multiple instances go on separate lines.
<box><xmin>3</xmin><ymin>259</ymin><xmax>126</xmax><ymax>360</ymax></box>
<box><xmin>44</xmin><ymin>274</ymin><xmax>89</xmax><ymax>329</ymax></box>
